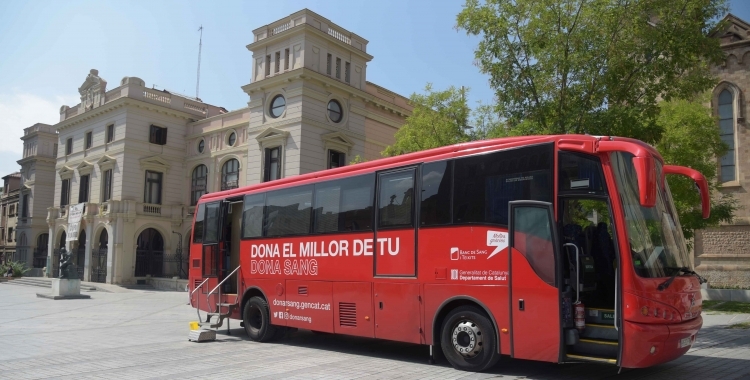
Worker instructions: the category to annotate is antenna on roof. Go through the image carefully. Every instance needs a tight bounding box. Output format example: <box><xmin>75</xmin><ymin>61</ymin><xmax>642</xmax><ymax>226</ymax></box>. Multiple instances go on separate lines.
<box><xmin>196</xmin><ymin>25</ymin><xmax>203</xmax><ymax>100</ymax></box>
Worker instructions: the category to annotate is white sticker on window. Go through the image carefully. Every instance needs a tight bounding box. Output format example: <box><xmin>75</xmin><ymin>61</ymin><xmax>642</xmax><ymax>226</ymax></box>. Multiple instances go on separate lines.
<box><xmin>571</xmin><ymin>179</ymin><xmax>590</xmax><ymax>189</ymax></box>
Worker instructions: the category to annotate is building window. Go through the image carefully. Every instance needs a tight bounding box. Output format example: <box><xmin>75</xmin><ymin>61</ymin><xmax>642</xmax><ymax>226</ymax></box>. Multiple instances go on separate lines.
<box><xmin>327</xmin><ymin>150</ymin><xmax>346</xmax><ymax>169</ymax></box>
<box><xmin>221</xmin><ymin>159</ymin><xmax>240</xmax><ymax>191</ymax></box>
<box><xmin>53</xmin><ymin>143</ymin><xmax>58</xmax><ymax>157</ymax></box>
<box><xmin>264</xmin><ymin>147</ymin><xmax>282</xmax><ymax>182</ymax></box>
<box><xmin>66</xmin><ymin>138</ymin><xmax>72</xmax><ymax>155</ymax></box>
<box><xmin>60</xmin><ymin>179</ymin><xmax>70</xmax><ymax>207</ymax></box>
<box><xmin>327</xmin><ymin>54</ymin><xmax>332</xmax><ymax>75</ymax></box>
<box><xmin>345</xmin><ymin>62</ymin><xmax>350</xmax><ymax>83</ymax></box>
<box><xmin>106</xmin><ymin>124</ymin><xmax>114</xmax><ymax>143</ymax></box>
<box><xmin>102</xmin><ymin>169</ymin><xmax>113</xmax><ymax>202</ymax></box>
<box><xmin>7</xmin><ymin>227</ymin><xmax>12</xmax><ymax>243</ymax></box>
<box><xmin>265</xmin><ymin>55</ymin><xmax>271</xmax><ymax>76</ymax></box>
<box><xmin>227</xmin><ymin>132</ymin><xmax>237</xmax><ymax>147</ymax></box>
<box><xmin>284</xmin><ymin>48</ymin><xmax>290</xmax><ymax>70</ymax></box>
<box><xmin>275</xmin><ymin>51</ymin><xmax>280</xmax><ymax>73</ymax></box>
<box><xmin>78</xmin><ymin>174</ymin><xmax>90</xmax><ymax>203</ymax></box>
<box><xmin>21</xmin><ymin>194</ymin><xmax>28</xmax><ymax>218</ymax></box>
<box><xmin>269</xmin><ymin>95</ymin><xmax>286</xmax><ymax>118</ymax></box>
<box><xmin>718</xmin><ymin>89</ymin><xmax>736</xmax><ymax>182</ymax></box>
<box><xmin>144</xmin><ymin>171</ymin><xmax>162</xmax><ymax>204</ymax></box>
<box><xmin>85</xmin><ymin>131</ymin><xmax>92</xmax><ymax>149</ymax></box>
<box><xmin>191</xmin><ymin>165</ymin><xmax>208</xmax><ymax>205</ymax></box>
<box><xmin>149</xmin><ymin>125</ymin><xmax>167</xmax><ymax>145</ymax></box>
<box><xmin>327</xmin><ymin>100</ymin><xmax>343</xmax><ymax>123</ymax></box>
<box><xmin>198</xmin><ymin>139</ymin><xmax>205</xmax><ymax>153</ymax></box>
<box><xmin>335</xmin><ymin>58</ymin><xmax>341</xmax><ymax>79</ymax></box>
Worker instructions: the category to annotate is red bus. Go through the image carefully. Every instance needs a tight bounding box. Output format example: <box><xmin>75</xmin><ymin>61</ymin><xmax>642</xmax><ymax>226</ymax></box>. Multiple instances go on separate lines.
<box><xmin>189</xmin><ymin>135</ymin><xmax>709</xmax><ymax>372</ymax></box>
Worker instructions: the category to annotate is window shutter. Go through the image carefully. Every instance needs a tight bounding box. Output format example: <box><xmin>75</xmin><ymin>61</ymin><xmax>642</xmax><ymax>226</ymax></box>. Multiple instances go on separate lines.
<box><xmin>161</xmin><ymin>128</ymin><xmax>168</xmax><ymax>145</ymax></box>
<box><xmin>263</xmin><ymin>148</ymin><xmax>271</xmax><ymax>181</ymax></box>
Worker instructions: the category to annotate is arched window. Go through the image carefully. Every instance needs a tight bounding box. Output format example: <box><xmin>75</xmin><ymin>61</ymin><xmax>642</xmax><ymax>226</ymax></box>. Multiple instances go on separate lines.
<box><xmin>191</xmin><ymin>165</ymin><xmax>208</xmax><ymax>206</ymax></box>
<box><xmin>718</xmin><ymin>89</ymin><xmax>736</xmax><ymax>182</ymax></box>
<box><xmin>135</xmin><ymin>228</ymin><xmax>164</xmax><ymax>277</ymax></box>
<box><xmin>221</xmin><ymin>159</ymin><xmax>240</xmax><ymax>191</ymax></box>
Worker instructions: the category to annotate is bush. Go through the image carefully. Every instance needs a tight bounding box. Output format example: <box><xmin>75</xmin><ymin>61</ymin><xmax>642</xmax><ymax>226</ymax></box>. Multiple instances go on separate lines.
<box><xmin>1</xmin><ymin>261</ymin><xmax>30</xmax><ymax>278</ymax></box>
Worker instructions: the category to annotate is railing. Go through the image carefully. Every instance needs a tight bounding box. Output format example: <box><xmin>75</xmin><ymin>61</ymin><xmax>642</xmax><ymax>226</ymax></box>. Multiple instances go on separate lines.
<box><xmin>328</xmin><ymin>27</ymin><xmax>351</xmax><ymax>45</ymax></box>
<box><xmin>75</xmin><ymin>248</ymin><xmax>85</xmax><ymax>280</ymax></box>
<box><xmin>105</xmin><ymin>90</ymin><xmax>122</xmax><ymax>102</ymax></box>
<box><xmin>271</xmin><ymin>22</ymin><xmax>291</xmax><ymax>35</ymax></box>
<box><xmin>143</xmin><ymin>89</ymin><xmax>171</xmax><ymax>104</ymax></box>
<box><xmin>207</xmin><ymin>266</ymin><xmax>241</xmax><ymax>325</ymax></box>
<box><xmin>143</xmin><ymin>204</ymin><xmax>161</xmax><ymax>215</ymax></box>
<box><xmin>90</xmin><ymin>248</ymin><xmax>108</xmax><ymax>283</ymax></box>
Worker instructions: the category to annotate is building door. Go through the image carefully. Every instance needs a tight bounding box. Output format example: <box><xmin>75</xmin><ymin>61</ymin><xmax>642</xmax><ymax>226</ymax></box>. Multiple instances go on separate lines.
<box><xmin>76</xmin><ymin>230</ymin><xmax>86</xmax><ymax>280</ymax></box>
<box><xmin>91</xmin><ymin>229</ymin><xmax>108</xmax><ymax>283</ymax></box>
<box><xmin>135</xmin><ymin>228</ymin><xmax>164</xmax><ymax>277</ymax></box>
<box><xmin>33</xmin><ymin>234</ymin><xmax>49</xmax><ymax>269</ymax></box>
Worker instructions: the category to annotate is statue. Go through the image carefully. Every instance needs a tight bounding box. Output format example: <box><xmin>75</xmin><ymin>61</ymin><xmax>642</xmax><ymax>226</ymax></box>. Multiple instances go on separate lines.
<box><xmin>58</xmin><ymin>247</ymin><xmax>78</xmax><ymax>280</ymax></box>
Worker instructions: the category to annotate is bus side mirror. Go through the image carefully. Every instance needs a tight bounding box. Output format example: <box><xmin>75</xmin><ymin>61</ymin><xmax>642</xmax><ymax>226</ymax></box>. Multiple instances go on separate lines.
<box><xmin>632</xmin><ymin>156</ymin><xmax>657</xmax><ymax>208</ymax></box>
<box><xmin>663</xmin><ymin>165</ymin><xmax>710</xmax><ymax>219</ymax></box>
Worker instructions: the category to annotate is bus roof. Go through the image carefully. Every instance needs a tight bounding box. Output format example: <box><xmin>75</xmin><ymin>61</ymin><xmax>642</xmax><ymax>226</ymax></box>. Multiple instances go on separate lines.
<box><xmin>198</xmin><ymin>134</ymin><xmax>661</xmax><ymax>204</ymax></box>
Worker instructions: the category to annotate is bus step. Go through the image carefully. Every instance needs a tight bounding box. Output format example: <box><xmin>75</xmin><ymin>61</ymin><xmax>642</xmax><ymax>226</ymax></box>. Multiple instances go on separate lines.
<box><xmin>584</xmin><ymin>308</ymin><xmax>616</xmax><ymax>325</ymax></box>
<box><xmin>580</xmin><ymin>323</ymin><xmax>618</xmax><ymax>341</ymax></box>
<box><xmin>566</xmin><ymin>353</ymin><xmax>617</xmax><ymax>365</ymax></box>
<box><xmin>570</xmin><ymin>338</ymin><xmax>619</xmax><ymax>358</ymax></box>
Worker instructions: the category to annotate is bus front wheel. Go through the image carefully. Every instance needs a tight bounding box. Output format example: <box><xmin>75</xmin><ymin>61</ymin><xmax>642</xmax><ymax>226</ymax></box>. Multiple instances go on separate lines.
<box><xmin>440</xmin><ymin>306</ymin><xmax>499</xmax><ymax>372</ymax></box>
<box><xmin>243</xmin><ymin>296</ymin><xmax>277</xmax><ymax>342</ymax></box>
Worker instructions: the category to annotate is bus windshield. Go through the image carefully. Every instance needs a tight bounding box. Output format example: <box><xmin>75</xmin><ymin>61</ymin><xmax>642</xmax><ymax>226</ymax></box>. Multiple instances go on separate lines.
<box><xmin>610</xmin><ymin>152</ymin><xmax>692</xmax><ymax>278</ymax></box>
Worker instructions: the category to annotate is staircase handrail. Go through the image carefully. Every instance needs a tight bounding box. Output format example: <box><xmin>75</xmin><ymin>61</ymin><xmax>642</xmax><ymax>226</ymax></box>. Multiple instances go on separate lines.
<box><xmin>206</xmin><ymin>266</ymin><xmax>241</xmax><ymax>316</ymax></box>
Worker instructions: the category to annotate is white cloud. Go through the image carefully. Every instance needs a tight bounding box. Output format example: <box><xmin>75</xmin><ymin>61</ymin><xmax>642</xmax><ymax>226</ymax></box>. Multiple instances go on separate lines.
<box><xmin>0</xmin><ymin>92</ymin><xmax>75</xmax><ymax>154</ymax></box>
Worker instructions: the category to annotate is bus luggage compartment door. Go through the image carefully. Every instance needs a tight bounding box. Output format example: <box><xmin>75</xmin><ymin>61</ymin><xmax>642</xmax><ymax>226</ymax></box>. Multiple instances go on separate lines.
<box><xmin>284</xmin><ymin>280</ymin><xmax>334</xmax><ymax>333</ymax></box>
<box><xmin>373</xmin><ymin>282</ymin><xmax>422</xmax><ymax>344</ymax></box>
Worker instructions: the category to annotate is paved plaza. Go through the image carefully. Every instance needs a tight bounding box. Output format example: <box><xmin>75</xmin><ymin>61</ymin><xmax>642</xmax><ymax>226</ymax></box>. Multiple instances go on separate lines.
<box><xmin>0</xmin><ymin>282</ymin><xmax>749</xmax><ymax>380</ymax></box>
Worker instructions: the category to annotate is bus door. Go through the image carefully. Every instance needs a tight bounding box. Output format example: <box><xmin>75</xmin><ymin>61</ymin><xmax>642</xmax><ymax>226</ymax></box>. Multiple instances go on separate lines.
<box><xmin>508</xmin><ymin>201</ymin><xmax>562</xmax><ymax>362</ymax></box>
<box><xmin>201</xmin><ymin>201</ymin><xmax>224</xmax><ymax>303</ymax></box>
<box><xmin>372</xmin><ymin>167</ymin><xmax>421</xmax><ymax>344</ymax></box>
<box><xmin>222</xmin><ymin>197</ymin><xmax>243</xmax><ymax>294</ymax></box>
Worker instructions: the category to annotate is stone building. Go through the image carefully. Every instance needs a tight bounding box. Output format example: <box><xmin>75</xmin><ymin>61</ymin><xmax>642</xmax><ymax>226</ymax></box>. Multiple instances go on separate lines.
<box><xmin>696</xmin><ymin>14</ymin><xmax>750</xmax><ymax>288</ymax></box>
<box><xmin>16</xmin><ymin>123</ymin><xmax>58</xmax><ymax>277</ymax></box>
<box><xmin>0</xmin><ymin>172</ymin><xmax>21</xmax><ymax>265</ymax></box>
<box><xmin>40</xmin><ymin>9</ymin><xmax>409</xmax><ymax>287</ymax></box>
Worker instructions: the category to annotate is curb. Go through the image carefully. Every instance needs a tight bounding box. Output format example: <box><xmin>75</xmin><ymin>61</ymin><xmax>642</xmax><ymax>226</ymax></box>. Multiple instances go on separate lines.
<box><xmin>701</xmin><ymin>289</ymin><xmax>750</xmax><ymax>302</ymax></box>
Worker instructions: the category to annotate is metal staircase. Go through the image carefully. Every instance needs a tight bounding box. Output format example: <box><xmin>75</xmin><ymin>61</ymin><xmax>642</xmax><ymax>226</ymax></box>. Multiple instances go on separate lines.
<box><xmin>189</xmin><ymin>266</ymin><xmax>240</xmax><ymax>342</ymax></box>
<box><xmin>567</xmin><ymin>307</ymin><xmax>619</xmax><ymax>364</ymax></box>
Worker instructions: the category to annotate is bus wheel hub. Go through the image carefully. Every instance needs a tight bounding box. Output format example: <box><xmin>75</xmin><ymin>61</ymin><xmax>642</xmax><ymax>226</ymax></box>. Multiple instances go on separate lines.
<box><xmin>452</xmin><ymin>321</ymin><xmax>482</xmax><ymax>357</ymax></box>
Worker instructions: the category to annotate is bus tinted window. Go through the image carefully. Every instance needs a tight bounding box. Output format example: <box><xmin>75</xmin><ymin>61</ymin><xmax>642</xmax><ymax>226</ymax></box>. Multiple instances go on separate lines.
<box><xmin>203</xmin><ymin>202</ymin><xmax>221</xmax><ymax>243</ymax></box>
<box><xmin>454</xmin><ymin>144</ymin><xmax>553</xmax><ymax>226</ymax></box>
<box><xmin>265</xmin><ymin>185</ymin><xmax>313</xmax><ymax>236</ymax></box>
<box><xmin>193</xmin><ymin>203</ymin><xmax>205</xmax><ymax>243</ymax></box>
<box><xmin>559</xmin><ymin>152</ymin><xmax>607</xmax><ymax>194</ymax></box>
<box><xmin>242</xmin><ymin>193</ymin><xmax>265</xmax><ymax>238</ymax></box>
<box><xmin>379</xmin><ymin>169</ymin><xmax>415</xmax><ymax>228</ymax></box>
<box><xmin>421</xmin><ymin>161</ymin><xmax>452</xmax><ymax>226</ymax></box>
<box><xmin>314</xmin><ymin>174</ymin><xmax>374</xmax><ymax>233</ymax></box>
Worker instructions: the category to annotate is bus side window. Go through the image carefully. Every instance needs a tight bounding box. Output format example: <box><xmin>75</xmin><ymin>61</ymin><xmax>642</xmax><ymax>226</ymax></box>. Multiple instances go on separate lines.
<box><xmin>265</xmin><ymin>186</ymin><xmax>313</xmax><ymax>237</ymax></box>
<box><xmin>378</xmin><ymin>170</ymin><xmax>415</xmax><ymax>228</ymax></box>
<box><xmin>193</xmin><ymin>204</ymin><xmax>205</xmax><ymax>243</ymax></box>
<box><xmin>421</xmin><ymin>161</ymin><xmax>452</xmax><ymax>226</ymax></box>
<box><xmin>242</xmin><ymin>193</ymin><xmax>265</xmax><ymax>238</ymax></box>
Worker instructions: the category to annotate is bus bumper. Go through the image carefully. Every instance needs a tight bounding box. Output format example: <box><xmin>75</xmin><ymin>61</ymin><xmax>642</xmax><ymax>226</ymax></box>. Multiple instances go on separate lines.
<box><xmin>621</xmin><ymin>315</ymin><xmax>702</xmax><ymax>368</ymax></box>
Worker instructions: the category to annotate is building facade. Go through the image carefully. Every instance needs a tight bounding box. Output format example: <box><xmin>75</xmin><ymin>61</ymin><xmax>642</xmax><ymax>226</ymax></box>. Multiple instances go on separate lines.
<box><xmin>41</xmin><ymin>10</ymin><xmax>409</xmax><ymax>286</ymax></box>
<box><xmin>0</xmin><ymin>173</ymin><xmax>21</xmax><ymax>265</ymax></box>
<box><xmin>696</xmin><ymin>14</ymin><xmax>750</xmax><ymax>288</ymax></box>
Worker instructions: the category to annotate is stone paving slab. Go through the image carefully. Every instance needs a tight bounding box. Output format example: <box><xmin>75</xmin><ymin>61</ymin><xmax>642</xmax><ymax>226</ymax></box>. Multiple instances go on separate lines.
<box><xmin>1</xmin><ymin>282</ymin><xmax>749</xmax><ymax>379</ymax></box>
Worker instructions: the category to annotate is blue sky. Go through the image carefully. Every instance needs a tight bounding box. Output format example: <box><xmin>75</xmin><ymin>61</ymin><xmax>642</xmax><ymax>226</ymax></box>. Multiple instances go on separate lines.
<box><xmin>0</xmin><ymin>0</ymin><xmax>748</xmax><ymax>176</ymax></box>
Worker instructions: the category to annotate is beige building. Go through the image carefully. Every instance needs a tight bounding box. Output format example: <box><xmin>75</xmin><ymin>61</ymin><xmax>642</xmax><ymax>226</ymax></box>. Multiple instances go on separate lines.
<box><xmin>16</xmin><ymin>123</ymin><xmax>58</xmax><ymax>277</ymax></box>
<box><xmin>696</xmin><ymin>14</ymin><xmax>750</xmax><ymax>288</ymax></box>
<box><xmin>41</xmin><ymin>9</ymin><xmax>409</xmax><ymax>286</ymax></box>
<box><xmin>0</xmin><ymin>172</ymin><xmax>21</xmax><ymax>265</ymax></box>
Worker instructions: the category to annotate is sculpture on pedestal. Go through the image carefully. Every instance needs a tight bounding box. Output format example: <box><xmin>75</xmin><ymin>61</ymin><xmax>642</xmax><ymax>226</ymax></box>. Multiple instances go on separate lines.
<box><xmin>58</xmin><ymin>248</ymin><xmax>78</xmax><ymax>280</ymax></box>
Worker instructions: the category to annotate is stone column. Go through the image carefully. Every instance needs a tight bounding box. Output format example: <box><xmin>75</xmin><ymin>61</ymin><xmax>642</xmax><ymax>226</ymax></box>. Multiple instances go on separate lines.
<box><xmin>46</xmin><ymin>224</ymin><xmax>54</xmax><ymax>278</ymax></box>
<box><xmin>83</xmin><ymin>221</ymin><xmax>93</xmax><ymax>282</ymax></box>
<box><xmin>106</xmin><ymin>224</ymin><xmax>114</xmax><ymax>284</ymax></box>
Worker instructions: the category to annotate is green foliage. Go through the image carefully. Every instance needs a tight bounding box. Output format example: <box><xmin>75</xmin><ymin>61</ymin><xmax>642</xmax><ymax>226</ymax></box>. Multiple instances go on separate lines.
<box><xmin>654</xmin><ymin>96</ymin><xmax>738</xmax><ymax>241</ymax></box>
<box><xmin>382</xmin><ymin>84</ymin><xmax>472</xmax><ymax>157</ymax></box>
<box><xmin>457</xmin><ymin>0</ymin><xmax>727</xmax><ymax>138</ymax></box>
<box><xmin>1</xmin><ymin>261</ymin><xmax>30</xmax><ymax>278</ymax></box>
<box><xmin>702</xmin><ymin>300</ymin><xmax>750</xmax><ymax>313</ymax></box>
<box><xmin>457</xmin><ymin>0</ymin><xmax>735</xmax><ymax>238</ymax></box>
<box><xmin>349</xmin><ymin>155</ymin><xmax>367</xmax><ymax>165</ymax></box>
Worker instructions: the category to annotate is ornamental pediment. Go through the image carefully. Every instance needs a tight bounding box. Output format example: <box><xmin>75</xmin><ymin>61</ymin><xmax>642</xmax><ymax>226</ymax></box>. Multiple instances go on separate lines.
<box><xmin>139</xmin><ymin>155</ymin><xmax>170</xmax><ymax>172</ymax></box>
<box><xmin>255</xmin><ymin>127</ymin><xmax>290</xmax><ymax>144</ymax></box>
<box><xmin>76</xmin><ymin>161</ymin><xmax>94</xmax><ymax>175</ymax></box>
<box><xmin>321</xmin><ymin>131</ymin><xmax>354</xmax><ymax>148</ymax></box>
<box><xmin>96</xmin><ymin>155</ymin><xmax>117</xmax><ymax>170</ymax></box>
<box><xmin>58</xmin><ymin>166</ymin><xmax>74</xmax><ymax>179</ymax></box>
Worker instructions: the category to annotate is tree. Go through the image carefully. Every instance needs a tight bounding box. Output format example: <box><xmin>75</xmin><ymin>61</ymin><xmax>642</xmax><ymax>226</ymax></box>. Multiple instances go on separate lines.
<box><xmin>457</xmin><ymin>0</ymin><xmax>736</xmax><ymax>237</ymax></box>
<box><xmin>382</xmin><ymin>85</ymin><xmax>506</xmax><ymax>156</ymax></box>
<box><xmin>382</xmin><ymin>84</ymin><xmax>471</xmax><ymax>157</ymax></box>
<box><xmin>655</xmin><ymin>95</ymin><xmax>737</xmax><ymax>242</ymax></box>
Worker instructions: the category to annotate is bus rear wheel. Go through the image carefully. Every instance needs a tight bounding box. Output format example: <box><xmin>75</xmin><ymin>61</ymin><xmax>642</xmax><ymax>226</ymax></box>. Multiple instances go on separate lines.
<box><xmin>243</xmin><ymin>296</ymin><xmax>277</xmax><ymax>342</ymax></box>
<box><xmin>440</xmin><ymin>306</ymin><xmax>499</xmax><ymax>372</ymax></box>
